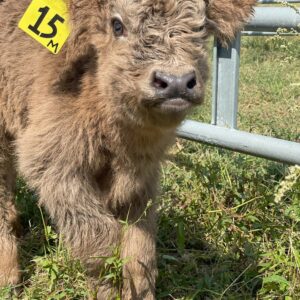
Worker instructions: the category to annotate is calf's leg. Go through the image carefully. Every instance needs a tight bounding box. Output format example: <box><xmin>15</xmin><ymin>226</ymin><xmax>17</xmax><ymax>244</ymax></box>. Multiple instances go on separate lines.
<box><xmin>37</xmin><ymin>177</ymin><xmax>121</xmax><ymax>299</ymax></box>
<box><xmin>39</xmin><ymin>178</ymin><xmax>157</xmax><ymax>299</ymax></box>
<box><xmin>121</xmin><ymin>207</ymin><xmax>157</xmax><ymax>300</ymax></box>
<box><xmin>0</xmin><ymin>131</ymin><xmax>20</xmax><ymax>287</ymax></box>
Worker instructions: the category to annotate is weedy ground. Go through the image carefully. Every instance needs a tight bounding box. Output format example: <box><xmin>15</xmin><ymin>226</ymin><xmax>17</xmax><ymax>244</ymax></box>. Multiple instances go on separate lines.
<box><xmin>1</xmin><ymin>32</ymin><xmax>300</xmax><ymax>300</ymax></box>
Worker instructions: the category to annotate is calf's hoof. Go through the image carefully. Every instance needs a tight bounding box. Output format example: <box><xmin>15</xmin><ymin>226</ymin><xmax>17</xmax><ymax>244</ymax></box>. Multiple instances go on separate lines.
<box><xmin>96</xmin><ymin>284</ymin><xmax>119</xmax><ymax>300</ymax></box>
<box><xmin>87</xmin><ymin>281</ymin><xmax>118</xmax><ymax>300</ymax></box>
<box><xmin>0</xmin><ymin>240</ymin><xmax>20</xmax><ymax>288</ymax></box>
<box><xmin>0</xmin><ymin>263</ymin><xmax>20</xmax><ymax>288</ymax></box>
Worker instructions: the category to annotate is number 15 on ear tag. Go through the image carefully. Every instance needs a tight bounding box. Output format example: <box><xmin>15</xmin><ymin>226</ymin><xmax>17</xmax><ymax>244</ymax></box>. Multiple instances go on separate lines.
<box><xmin>19</xmin><ymin>0</ymin><xmax>70</xmax><ymax>54</ymax></box>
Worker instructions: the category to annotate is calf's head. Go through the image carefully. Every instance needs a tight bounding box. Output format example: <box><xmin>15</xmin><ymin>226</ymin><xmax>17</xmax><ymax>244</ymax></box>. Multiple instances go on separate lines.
<box><xmin>67</xmin><ymin>0</ymin><xmax>255</xmax><ymax>128</ymax></box>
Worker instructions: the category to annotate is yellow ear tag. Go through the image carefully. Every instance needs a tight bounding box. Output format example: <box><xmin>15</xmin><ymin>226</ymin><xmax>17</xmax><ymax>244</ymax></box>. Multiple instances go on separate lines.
<box><xmin>18</xmin><ymin>0</ymin><xmax>70</xmax><ymax>54</ymax></box>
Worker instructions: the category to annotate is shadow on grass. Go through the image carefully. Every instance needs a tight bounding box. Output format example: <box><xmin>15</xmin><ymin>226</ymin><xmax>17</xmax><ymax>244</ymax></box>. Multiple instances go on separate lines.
<box><xmin>157</xmin><ymin>208</ymin><xmax>262</xmax><ymax>299</ymax></box>
<box><xmin>156</xmin><ymin>144</ymin><xmax>288</xmax><ymax>299</ymax></box>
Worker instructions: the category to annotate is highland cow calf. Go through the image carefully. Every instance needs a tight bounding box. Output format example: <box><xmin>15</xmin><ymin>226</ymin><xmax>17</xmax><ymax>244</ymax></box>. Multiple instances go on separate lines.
<box><xmin>0</xmin><ymin>0</ymin><xmax>255</xmax><ymax>298</ymax></box>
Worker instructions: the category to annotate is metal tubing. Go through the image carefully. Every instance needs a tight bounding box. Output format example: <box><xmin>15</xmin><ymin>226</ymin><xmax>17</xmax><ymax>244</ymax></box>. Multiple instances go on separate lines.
<box><xmin>177</xmin><ymin>120</ymin><xmax>300</xmax><ymax>165</ymax></box>
<box><xmin>246</xmin><ymin>7</ymin><xmax>300</xmax><ymax>31</ymax></box>
<box><xmin>257</xmin><ymin>0</ymin><xmax>300</xmax><ymax>3</ymax></box>
<box><xmin>242</xmin><ymin>31</ymin><xmax>299</xmax><ymax>36</ymax></box>
<box><xmin>212</xmin><ymin>34</ymin><xmax>241</xmax><ymax>129</ymax></box>
<box><xmin>180</xmin><ymin>7</ymin><xmax>300</xmax><ymax>165</ymax></box>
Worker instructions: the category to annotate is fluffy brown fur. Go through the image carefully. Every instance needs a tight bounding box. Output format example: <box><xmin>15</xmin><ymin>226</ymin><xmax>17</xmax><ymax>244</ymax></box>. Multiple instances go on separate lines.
<box><xmin>0</xmin><ymin>0</ymin><xmax>255</xmax><ymax>298</ymax></box>
<box><xmin>205</xmin><ymin>0</ymin><xmax>257</xmax><ymax>44</ymax></box>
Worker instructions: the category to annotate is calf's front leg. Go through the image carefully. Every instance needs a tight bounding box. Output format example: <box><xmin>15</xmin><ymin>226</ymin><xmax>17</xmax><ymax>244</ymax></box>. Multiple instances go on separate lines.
<box><xmin>0</xmin><ymin>134</ymin><xmax>20</xmax><ymax>288</ymax></box>
<box><xmin>37</xmin><ymin>177</ymin><xmax>122</xmax><ymax>299</ymax></box>
<box><xmin>121</xmin><ymin>207</ymin><xmax>157</xmax><ymax>300</ymax></box>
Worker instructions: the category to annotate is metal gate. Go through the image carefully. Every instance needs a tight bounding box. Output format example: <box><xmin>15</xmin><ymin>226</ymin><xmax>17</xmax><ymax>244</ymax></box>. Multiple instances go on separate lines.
<box><xmin>177</xmin><ymin>1</ymin><xmax>300</xmax><ymax>165</ymax></box>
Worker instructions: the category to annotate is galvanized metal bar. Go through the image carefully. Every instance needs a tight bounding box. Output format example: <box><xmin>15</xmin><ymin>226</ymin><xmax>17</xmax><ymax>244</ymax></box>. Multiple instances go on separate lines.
<box><xmin>242</xmin><ymin>31</ymin><xmax>299</xmax><ymax>36</ymax></box>
<box><xmin>257</xmin><ymin>0</ymin><xmax>300</xmax><ymax>3</ymax></box>
<box><xmin>180</xmin><ymin>7</ymin><xmax>300</xmax><ymax>164</ymax></box>
<box><xmin>177</xmin><ymin>121</ymin><xmax>300</xmax><ymax>165</ymax></box>
<box><xmin>246</xmin><ymin>7</ymin><xmax>300</xmax><ymax>31</ymax></box>
<box><xmin>212</xmin><ymin>33</ymin><xmax>241</xmax><ymax>129</ymax></box>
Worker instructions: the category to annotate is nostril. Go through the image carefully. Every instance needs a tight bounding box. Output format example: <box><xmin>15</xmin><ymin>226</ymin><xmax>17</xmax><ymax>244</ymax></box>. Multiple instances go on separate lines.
<box><xmin>153</xmin><ymin>73</ymin><xmax>169</xmax><ymax>90</ymax></box>
<box><xmin>153</xmin><ymin>77</ymin><xmax>168</xmax><ymax>89</ymax></box>
<box><xmin>187</xmin><ymin>77</ymin><xmax>197</xmax><ymax>90</ymax></box>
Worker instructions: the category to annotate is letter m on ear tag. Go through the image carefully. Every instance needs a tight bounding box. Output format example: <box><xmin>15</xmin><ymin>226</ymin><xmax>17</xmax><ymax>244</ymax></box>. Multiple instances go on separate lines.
<box><xmin>19</xmin><ymin>0</ymin><xmax>70</xmax><ymax>54</ymax></box>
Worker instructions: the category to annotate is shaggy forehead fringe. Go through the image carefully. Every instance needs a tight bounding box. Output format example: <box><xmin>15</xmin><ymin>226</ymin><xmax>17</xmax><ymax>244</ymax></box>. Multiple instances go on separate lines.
<box><xmin>137</xmin><ymin>0</ymin><xmax>205</xmax><ymax>23</ymax></box>
<box><xmin>107</xmin><ymin>0</ymin><xmax>206</xmax><ymax>37</ymax></box>
<box><xmin>131</xmin><ymin>0</ymin><xmax>207</xmax><ymax>58</ymax></box>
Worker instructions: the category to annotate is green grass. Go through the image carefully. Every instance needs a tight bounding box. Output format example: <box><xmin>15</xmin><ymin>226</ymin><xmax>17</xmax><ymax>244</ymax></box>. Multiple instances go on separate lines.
<box><xmin>1</xmin><ymin>34</ymin><xmax>300</xmax><ymax>299</ymax></box>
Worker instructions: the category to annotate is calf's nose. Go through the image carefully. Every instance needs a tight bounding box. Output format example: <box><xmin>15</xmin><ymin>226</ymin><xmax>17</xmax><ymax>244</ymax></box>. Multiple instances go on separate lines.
<box><xmin>152</xmin><ymin>71</ymin><xmax>197</xmax><ymax>100</ymax></box>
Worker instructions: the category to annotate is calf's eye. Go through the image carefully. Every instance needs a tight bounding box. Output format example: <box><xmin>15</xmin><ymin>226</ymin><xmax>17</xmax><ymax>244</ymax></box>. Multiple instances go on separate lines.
<box><xmin>112</xmin><ymin>18</ymin><xmax>124</xmax><ymax>37</ymax></box>
<box><xmin>193</xmin><ymin>26</ymin><xmax>205</xmax><ymax>33</ymax></box>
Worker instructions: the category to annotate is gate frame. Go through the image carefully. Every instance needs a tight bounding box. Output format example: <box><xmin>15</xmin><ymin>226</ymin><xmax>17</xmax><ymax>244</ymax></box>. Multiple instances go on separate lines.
<box><xmin>177</xmin><ymin>4</ymin><xmax>300</xmax><ymax>165</ymax></box>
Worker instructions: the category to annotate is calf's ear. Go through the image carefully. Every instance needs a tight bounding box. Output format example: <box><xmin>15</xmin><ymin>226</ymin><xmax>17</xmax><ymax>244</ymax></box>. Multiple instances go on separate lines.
<box><xmin>205</xmin><ymin>0</ymin><xmax>256</xmax><ymax>45</ymax></box>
